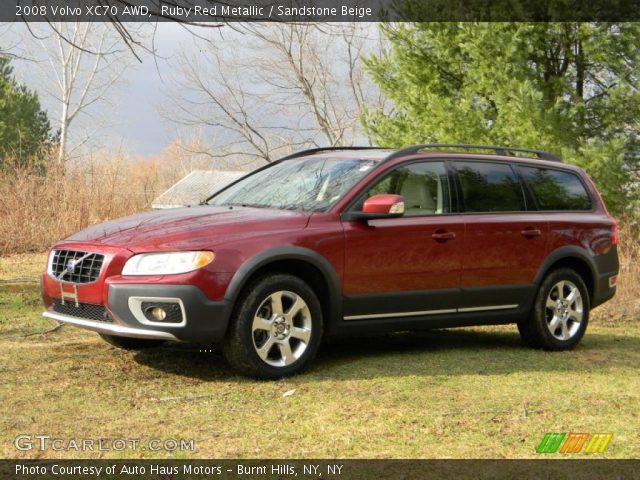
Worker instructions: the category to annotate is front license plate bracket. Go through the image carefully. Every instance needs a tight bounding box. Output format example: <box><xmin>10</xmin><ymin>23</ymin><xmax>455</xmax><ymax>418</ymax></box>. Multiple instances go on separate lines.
<box><xmin>59</xmin><ymin>282</ymin><xmax>79</xmax><ymax>307</ymax></box>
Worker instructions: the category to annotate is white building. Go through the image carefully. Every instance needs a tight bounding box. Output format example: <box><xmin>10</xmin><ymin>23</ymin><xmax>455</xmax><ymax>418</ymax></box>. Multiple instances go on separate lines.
<box><xmin>151</xmin><ymin>170</ymin><xmax>246</xmax><ymax>209</ymax></box>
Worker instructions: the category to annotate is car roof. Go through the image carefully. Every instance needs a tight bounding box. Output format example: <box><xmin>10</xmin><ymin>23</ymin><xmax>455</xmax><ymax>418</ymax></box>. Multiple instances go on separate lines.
<box><xmin>291</xmin><ymin>145</ymin><xmax>580</xmax><ymax>171</ymax></box>
<box><xmin>309</xmin><ymin>149</ymin><xmax>395</xmax><ymax>160</ymax></box>
<box><xmin>399</xmin><ymin>151</ymin><xmax>581</xmax><ymax>171</ymax></box>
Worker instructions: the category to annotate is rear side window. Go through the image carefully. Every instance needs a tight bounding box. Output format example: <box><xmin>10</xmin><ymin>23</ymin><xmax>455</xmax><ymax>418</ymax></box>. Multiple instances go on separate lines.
<box><xmin>519</xmin><ymin>166</ymin><xmax>592</xmax><ymax>211</ymax></box>
<box><xmin>455</xmin><ymin>161</ymin><xmax>525</xmax><ymax>212</ymax></box>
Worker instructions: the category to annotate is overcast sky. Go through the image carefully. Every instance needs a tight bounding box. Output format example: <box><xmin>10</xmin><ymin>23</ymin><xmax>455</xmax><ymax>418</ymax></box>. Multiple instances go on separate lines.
<box><xmin>4</xmin><ymin>22</ymin><xmax>215</xmax><ymax>156</ymax></box>
<box><xmin>2</xmin><ymin>22</ymin><xmax>379</xmax><ymax>159</ymax></box>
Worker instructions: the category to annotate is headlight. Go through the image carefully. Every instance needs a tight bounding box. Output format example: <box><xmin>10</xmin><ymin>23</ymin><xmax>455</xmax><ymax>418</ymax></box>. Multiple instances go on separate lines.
<box><xmin>122</xmin><ymin>251</ymin><xmax>215</xmax><ymax>276</ymax></box>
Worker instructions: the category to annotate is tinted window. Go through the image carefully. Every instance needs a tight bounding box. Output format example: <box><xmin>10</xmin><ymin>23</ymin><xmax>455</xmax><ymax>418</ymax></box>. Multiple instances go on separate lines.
<box><xmin>360</xmin><ymin>161</ymin><xmax>451</xmax><ymax>216</ymax></box>
<box><xmin>519</xmin><ymin>166</ymin><xmax>592</xmax><ymax>211</ymax></box>
<box><xmin>455</xmin><ymin>162</ymin><xmax>525</xmax><ymax>212</ymax></box>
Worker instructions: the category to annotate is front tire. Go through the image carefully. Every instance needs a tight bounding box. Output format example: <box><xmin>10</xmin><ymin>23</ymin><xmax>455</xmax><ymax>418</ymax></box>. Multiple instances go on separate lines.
<box><xmin>518</xmin><ymin>268</ymin><xmax>590</xmax><ymax>350</ymax></box>
<box><xmin>223</xmin><ymin>273</ymin><xmax>323</xmax><ymax>379</ymax></box>
<box><xmin>99</xmin><ymin>333</ymin><xmax>165</xmax><ymax>350</ymax></box>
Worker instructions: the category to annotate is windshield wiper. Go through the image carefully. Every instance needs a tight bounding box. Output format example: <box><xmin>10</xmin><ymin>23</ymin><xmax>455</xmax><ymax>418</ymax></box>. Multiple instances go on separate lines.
<box><xmin>217</xmin><ymin>202</ymin><xmax>268</xmax><ymax>209</ymax></box>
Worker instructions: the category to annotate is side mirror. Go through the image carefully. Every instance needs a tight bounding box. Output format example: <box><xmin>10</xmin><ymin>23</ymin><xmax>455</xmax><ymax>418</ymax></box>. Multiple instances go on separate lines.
<box><xmin>343</xmin><ymin>194</ymin><xmax>405</xmax><ymax>221</ymax></box>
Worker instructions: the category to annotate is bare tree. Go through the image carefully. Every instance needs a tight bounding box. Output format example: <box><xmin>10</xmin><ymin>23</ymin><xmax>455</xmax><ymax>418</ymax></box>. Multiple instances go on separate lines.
<box><xmin>0</xmin><ymin>24</ymin><xmax>30</xmax><ymax>60</ymax></box>
<box><xmin>169</xmin><ymin>23</ymin><xmax>384</xmax><ymax>164</ymax></box>
<box><xmin>17</xmin><ymin>1</ymin><xmax>224</xmax><ymax>61</ymax></box>
<box><xmin>33</xmin><ymin>22</ymin><xmax>136</xmax><ymax>165</ymax></box>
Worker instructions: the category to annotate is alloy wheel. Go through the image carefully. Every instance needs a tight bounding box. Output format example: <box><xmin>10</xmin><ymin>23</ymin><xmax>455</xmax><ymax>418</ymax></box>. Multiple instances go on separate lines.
<box><xmin>545</xmin><ymin>280</ymin><xmax>584</xmax><ymax>341</ymax></box>
<box><xmin>251</xmin><ymin>290</ymin><xmax>312</xmax><ymax>367</ymax></box>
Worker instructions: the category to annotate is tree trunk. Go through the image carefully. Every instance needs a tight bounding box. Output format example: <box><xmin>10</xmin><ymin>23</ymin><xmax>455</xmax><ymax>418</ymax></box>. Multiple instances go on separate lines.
<box><xmin>58</xmin><ymin>106</ymin><xmax>68</xmax><ymax>168</ymax></box>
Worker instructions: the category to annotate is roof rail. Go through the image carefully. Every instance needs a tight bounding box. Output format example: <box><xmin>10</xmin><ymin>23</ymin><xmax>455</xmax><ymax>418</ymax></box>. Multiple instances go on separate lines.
<box><xmin>279</xmin><ymin>146</ymin><xmax>385</xmax><ymax>161</ymax></box>
<box><xmin>383</xmin><ymin>143</ymin><xmax>562</xmax><ymax>162</ymax></box>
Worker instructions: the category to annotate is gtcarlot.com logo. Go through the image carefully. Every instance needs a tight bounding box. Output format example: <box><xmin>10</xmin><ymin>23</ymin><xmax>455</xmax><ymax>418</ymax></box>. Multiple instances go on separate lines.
<box><xmin>14</xmin><ymin>435</ymin><xmax>195</xmax><ymax>452</ymax></box>
<box><xmin>536</xmin><ymin>433</ymin><xmax>613</xmax><ymax>454</ymax></box>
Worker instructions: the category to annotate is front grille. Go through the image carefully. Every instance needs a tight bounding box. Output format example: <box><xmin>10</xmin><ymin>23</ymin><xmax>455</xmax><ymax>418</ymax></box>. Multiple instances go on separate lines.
<box><xmin>52</xmin><ymin>299</ymin><xmax>112</xmax><ymax>322</ymax></box>
<box><xmin>50</xmin><ymin>249</ymin><xmax>104</xmax><ymax>283</ymax></box>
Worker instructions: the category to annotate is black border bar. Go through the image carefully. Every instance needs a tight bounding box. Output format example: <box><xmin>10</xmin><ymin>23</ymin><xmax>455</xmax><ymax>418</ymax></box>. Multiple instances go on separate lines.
<box><xmin>2</xmin><ymin>459</ymin><xmax>640</xmax><ymax>480</ymax></box>
<box><xmin>4</xmin><ymin>0</ymin><xmax>640</xmax><ymax>22</ymax></box>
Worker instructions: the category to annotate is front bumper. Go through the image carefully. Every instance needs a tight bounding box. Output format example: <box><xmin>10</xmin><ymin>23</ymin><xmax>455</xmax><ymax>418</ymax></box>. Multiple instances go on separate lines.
<box><xmin>43</xmin><ymin>311</ymin><xmax>180</xmax><ymax>340</ymax></box>
<box><xmin>43</xmin><ymin>283</ymin><xmax>232</xmax><ymax>343</ymax></box>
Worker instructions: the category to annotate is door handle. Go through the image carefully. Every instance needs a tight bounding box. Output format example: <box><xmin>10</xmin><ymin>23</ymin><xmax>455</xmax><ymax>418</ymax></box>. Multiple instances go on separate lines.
<box><xmin>432</xmin><ymin>230</ymin><xmax>456</xmax><ymax>241</ymax></box>
<box><xmin>521</xmin><ymin>227</ymin><xmax>542</xmax><ymax>238</ymax></box>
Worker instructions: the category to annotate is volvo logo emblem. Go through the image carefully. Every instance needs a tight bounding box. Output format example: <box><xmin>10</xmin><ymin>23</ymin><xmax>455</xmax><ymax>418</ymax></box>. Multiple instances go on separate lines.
<box><xmin>56</xmin><ymin>252</ymin><xmax>92</xmax><ymax>281</ymax></box>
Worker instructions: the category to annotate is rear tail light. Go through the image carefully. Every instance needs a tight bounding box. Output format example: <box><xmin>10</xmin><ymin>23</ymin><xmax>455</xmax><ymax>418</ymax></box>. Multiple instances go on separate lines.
<box><xmin>611</xmin><ymin>218</ymin><xmax>619</xmax><ymax>246</ymax></box>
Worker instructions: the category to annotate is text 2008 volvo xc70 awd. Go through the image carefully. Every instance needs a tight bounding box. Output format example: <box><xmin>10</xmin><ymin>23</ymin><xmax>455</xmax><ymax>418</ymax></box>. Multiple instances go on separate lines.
<box><xmin>41</xmin><ymin>144</ymin><xmax>619</xmax><ymax>378</ymax></box>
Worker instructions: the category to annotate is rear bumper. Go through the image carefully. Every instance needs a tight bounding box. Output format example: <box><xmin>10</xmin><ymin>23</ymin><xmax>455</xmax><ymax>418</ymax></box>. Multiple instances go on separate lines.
<box><xmin>592</xmin><ymin>246</ymin><xmax>619</xmax><ymax>308</ymax></box>
<box><xmin>43</xmin><ymin>283</ymin><xmax>232</xmax><ymax>343</ymax></box>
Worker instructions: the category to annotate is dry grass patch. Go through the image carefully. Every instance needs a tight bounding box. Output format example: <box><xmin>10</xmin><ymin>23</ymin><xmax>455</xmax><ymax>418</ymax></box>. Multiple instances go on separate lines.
<box><xmin>0</xmin><ymin>253</ymin><xmax>47</xmax><ymax>281</ymax></box>
<box><xmin>0</xmin><ymin>153</ymin><xmax>194</xmax><ymax>255</ymax></box>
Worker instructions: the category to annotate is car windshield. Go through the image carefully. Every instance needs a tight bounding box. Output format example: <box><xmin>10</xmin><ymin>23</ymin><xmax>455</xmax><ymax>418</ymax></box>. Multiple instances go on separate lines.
<box><xmin>208</xmin><ymin>157</ymin><xmax>378</xmax><ymax>212</ymax></box>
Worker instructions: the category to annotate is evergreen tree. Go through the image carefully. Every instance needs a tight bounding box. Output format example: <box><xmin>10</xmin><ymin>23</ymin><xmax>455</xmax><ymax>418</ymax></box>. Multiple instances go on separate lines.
<box><xmin>364</xmin><ymin>23</ymin><xmax>640</xmax><ymax>215</ymax></box>
<box><xmin>0</xmin><ymin>56</ymin><xmax>53</xmax><ymax>169</ymax></box>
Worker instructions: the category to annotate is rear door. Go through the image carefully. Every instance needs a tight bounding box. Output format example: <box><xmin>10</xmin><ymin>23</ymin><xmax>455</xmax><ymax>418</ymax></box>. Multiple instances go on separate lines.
<box><xmin>452</xmin><ymin>160</ymin><xmax>550</xmax><ymax>311</ymax></box>
<box><xmin>342</xmin><ymin>160</ymin><xmax>464</xmax><ymax>320</ymax></box>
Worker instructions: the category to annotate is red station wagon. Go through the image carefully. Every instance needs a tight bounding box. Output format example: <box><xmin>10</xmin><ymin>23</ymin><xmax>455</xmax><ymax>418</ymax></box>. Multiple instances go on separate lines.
<box><xmin>41</xmin><ymin>144</ymin><xmax>619</xmax><ymax>378</ymax></box>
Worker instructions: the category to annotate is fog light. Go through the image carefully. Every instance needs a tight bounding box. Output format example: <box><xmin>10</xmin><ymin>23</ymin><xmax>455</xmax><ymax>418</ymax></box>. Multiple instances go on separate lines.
<box><xmin>140</xmin><ymin>301</ymin><xmax>183</xmax><ymax>324</ymax></box>
<box><xmin>148</xmin><ymin>307</ymin><xmax>167</xmax><ymax>321</ymax></box>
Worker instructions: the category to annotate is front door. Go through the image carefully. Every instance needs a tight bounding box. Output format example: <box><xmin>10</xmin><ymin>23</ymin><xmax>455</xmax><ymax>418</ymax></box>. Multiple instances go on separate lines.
<box><xmin>342</xmin><ymin>160</ymin><xmax>463</xmax><ymax>320</ymax></box>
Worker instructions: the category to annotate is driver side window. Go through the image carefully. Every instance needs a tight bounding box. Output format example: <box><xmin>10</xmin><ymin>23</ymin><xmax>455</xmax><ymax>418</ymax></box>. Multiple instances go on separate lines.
<box><xmin>361</xmin><ymin>161</ymin><xmax>451</xmax><ymax>216</ymax></box>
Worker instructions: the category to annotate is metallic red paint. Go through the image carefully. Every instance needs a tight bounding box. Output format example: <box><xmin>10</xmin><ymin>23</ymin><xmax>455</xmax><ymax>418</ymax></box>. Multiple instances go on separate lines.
<box><xmin>362</xmin><ymin>194</ymin><xmax>404</xmax><ymax>214</ymax></box>
<box><xmin>41</xmin><ymin>150</ymin><xmax>618</xmax><ymax>326</ymax></box>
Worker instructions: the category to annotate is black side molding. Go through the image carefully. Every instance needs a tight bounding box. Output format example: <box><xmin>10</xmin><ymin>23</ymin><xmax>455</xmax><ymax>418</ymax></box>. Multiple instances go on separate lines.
<box><xmin>224</xmin><ymin>246</ymin><xmax>342</xmax><ymax>328</ymax></box>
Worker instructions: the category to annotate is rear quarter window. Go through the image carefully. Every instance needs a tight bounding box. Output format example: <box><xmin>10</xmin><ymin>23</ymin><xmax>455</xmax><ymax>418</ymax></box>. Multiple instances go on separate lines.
<box><xmin>518</xmin><ymin>166</ymin><xmax>592</xmax><ymax>211</ymax></box>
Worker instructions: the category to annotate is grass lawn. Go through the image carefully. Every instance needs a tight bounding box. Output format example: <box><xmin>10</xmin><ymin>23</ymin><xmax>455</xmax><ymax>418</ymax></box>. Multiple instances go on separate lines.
<box><xmin>1</xmin><ymin>254</ymin><xmax>639</xmax><ymax>459</ymax></box>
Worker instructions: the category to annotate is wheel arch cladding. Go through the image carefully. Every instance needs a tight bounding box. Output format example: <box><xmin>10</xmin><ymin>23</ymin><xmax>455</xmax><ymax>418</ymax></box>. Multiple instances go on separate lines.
<box><xmin>224</xmin><ymin>247</ymin><xmax>342</xmax><ymax>330</ymax></box>
<box><xmin>534</xmin><ymin>246</ymin><xmax>595</xmax><ymax>302</ymax></box>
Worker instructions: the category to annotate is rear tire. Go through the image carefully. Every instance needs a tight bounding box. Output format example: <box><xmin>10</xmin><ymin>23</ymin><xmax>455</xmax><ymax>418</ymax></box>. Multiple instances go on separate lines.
<box><xmin>518</xmin><ymin>268</ymin><xmax>590</xmax><ymax>350</ymax></box>
<box><xmin>223</xmin><ymin>273</ymin><xmax>323</xmax><ymax>379</ymax></box>
<box><xmin>99</xmin><ymin>333</ymin><xmax>164</xmax><ymax>350</ymax></box>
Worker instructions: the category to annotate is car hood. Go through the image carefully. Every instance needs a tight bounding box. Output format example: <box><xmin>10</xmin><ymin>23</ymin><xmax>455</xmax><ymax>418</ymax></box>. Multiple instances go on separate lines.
<box><xmin>61</xmin><ymin>206</ymin><xmax>312</xmax><ymax>252</ymax></box>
